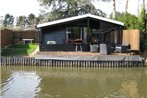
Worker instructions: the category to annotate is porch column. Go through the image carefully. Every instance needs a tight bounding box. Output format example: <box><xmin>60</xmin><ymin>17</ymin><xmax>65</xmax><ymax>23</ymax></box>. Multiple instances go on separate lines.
<box><xmin>87</xmin><ymin>18</ymin><xmax>90</xmax><ymax>35</ymax></box>
<box><xmin>87</xmin><ymin>18</ymin><xmax>90</xmax><ymax>44</ymax></box>
<box><xmin>39</xmin><ymin>28</ymin><xmax>42</xmax><ymax>45</ymax></box>
<box><xmin>66</xmin><ymin>28</ymin><xmax>68</xmax><ymax>42</ymax></box>
<box><xmin>38</xmin><ymin>28</ymin><xmax>42</xmax><ymax>51</ymax></box>
<box><xmin>83</xmin><ymin>27</ymin><xmax>87</xmax><ymax>43</ymax></box>
<box><xmin>114</xmin><ymin>29</ymin><xmax>118</xmax><ymax>44</ymax></box>
<box><xmin>80</xmin><ymin>27</ymin><xmax>83</xmax><ymax>39</ymax></box>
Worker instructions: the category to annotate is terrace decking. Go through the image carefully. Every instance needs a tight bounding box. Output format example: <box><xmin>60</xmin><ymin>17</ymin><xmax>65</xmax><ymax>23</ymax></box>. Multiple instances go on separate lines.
<box><xmin>35</xmin><ymin>51</ymin><xmax>142</xmax><ymax>61</ymax></box>
<box><xmin>36</xmin><ymin>51</ymin><xmax>130</xmax><ymax>56</ymax></box>
<box><xmin>35</xmin><ymin>51</ymin><xmax>132</xmax><ymax>59</ymax></box>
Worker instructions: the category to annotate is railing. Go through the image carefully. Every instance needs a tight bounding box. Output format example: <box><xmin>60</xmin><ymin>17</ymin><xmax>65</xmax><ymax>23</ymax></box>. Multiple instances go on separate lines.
<box><xmin>0</xmin><ymin>57</ymin><xmax>145</xmax><ymax>67</ymax></box>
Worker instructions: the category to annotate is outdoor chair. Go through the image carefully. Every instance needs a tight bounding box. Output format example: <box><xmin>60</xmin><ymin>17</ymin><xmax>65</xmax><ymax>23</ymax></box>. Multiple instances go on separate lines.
<box><xmin>90</xmin><ymin>44</ymin><xmax>98</xmax><ymax>52</ymax></box>
<box><xmin>100</xmin><ymin>44</ymin><xmax>111</xmax><ymax>55</ymax></box>
<box><xmin>110</xmin><ymin>44</ymin><xmax>115</xmax><ymax>52</ymax></box>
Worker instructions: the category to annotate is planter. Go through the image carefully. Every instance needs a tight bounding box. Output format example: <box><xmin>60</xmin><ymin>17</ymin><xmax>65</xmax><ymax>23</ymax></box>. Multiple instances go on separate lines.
<box><xmin>90</xmin><ymin>44</ymin><xmax>98</xmax><ymax>52</ymax></box>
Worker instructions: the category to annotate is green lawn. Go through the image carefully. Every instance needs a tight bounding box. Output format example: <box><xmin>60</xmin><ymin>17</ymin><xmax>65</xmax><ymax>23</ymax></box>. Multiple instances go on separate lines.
<box><xmin>1</xmin><ymin>43</ymin><xmax>39</xmax><ymax>56</ymax></box>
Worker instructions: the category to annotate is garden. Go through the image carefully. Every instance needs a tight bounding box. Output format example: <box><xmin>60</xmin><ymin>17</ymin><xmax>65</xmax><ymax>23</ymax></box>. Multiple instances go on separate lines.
<box><xmin>1</xmin><ymin>43</ymin><xmax>39</xmax><ymax>56</ymax></box>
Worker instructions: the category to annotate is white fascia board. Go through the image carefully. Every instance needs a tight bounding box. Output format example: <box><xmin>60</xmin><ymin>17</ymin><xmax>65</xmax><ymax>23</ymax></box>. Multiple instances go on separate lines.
<box><xmin>89</xmin><ymin>14</ymin><xmax>124</xmax><ymax>26</ymax></box>
<box><xmin>37</xmin><ymin>14</ymin><xmax>89</xmax><ymax>28</ymax></box>
<box><xmin>37</xmin><ymin>14</ymin><xmax>124</xmax><ymax>28</ymax></box>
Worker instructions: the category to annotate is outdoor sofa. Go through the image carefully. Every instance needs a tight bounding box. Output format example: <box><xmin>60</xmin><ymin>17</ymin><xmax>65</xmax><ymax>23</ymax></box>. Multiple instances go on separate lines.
<box><xmin>115</xmin><ymin>44</ymin><xmax>130</xmax><ymax>53</ymax></box>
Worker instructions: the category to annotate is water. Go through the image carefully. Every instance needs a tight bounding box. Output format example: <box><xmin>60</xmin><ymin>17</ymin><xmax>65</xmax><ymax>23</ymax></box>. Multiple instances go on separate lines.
<box><xmin>1</xmin><ymin>66</ymin><xmax>147</xmax><ymax>98</ymax></box>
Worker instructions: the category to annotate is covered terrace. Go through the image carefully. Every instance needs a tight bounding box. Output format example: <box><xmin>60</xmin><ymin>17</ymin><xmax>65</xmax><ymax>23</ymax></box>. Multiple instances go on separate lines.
<box><xmin>37</xmin><ymin>14</ymin><xmax>124</xmax><ymax>53</ymax></box>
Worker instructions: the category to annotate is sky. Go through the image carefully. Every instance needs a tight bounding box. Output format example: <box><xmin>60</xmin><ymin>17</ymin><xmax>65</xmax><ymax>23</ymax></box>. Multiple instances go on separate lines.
<box><xmin>92</xmin><ymin>0</ymin><xmax>147</xmax><ymax>16</ymax></box>
<box><xmin>0</xmin><ymin>0</ymin><xmax>41</xmax><ymax>17</ymax></box>
<box><xmin>0</xmin><ymin>0</ymin><xmax>147</xmax><ymax>19</ymax></box>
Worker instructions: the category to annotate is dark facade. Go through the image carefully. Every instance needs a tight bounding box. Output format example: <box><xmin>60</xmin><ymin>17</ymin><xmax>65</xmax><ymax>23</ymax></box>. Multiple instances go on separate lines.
<box><xmin>38</xmin><ymin>15</ymin><xmax>124</xmax><ymax>51</ymax></box>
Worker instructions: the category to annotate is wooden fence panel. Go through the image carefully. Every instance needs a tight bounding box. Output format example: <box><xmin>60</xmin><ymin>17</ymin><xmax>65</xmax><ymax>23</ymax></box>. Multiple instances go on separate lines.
<box><xmin>14</xmin><ymin>30</ymin><xmax>39</xmax><ymax>43</ymax></box>
<box><xmin>0</xmin><ymin>29</ymin><xmax>39</xmax><ymax>48</ymax></box>
<box><xmin>0</xmin><ymin>29</ymin><xmax>13</xmax><ymax>48</ymax></box>
<box><xmin>122</xmin><ymin>29</ymin><xmax>140</xmax><ymax>50</ymax></box>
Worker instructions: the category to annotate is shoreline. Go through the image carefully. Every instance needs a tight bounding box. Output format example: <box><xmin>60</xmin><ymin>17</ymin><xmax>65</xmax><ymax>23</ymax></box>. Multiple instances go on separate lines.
<box><xmin>1</xmin><ymin>55</ymin><xmax>144</xmax><ymax>67</ymax></box>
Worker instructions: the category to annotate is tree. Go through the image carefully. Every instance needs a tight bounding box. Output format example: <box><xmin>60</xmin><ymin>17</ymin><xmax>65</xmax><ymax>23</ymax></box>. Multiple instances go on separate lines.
<box><xmin>115</xmin><ymin>7</ymin><xmax>147</xmax><ymax>51</ymax></box>
<box><xmin>138</xmin><ymin>7</ymin><xmax>147</xmax><ymax>51</ymax></box>
<box><xmin>16</xmin><ymin>16</ymin><xmax>29</xmax><ymax>27</ymax></box>
<box><xmin>28</xmin><ymin>13</ymin><xmax>36</xmax><ymax>27</ymax></box>
<box><xmin>115</xmin><ymin>12</ymin><xmax>139</xmax><ymax>29</ymax></box>
<box><xmin>37</xmin><ymin>0</ymin><xmax>106</xmax><ymax>21</ymax></box>
<box><xmin>138</xmin><ymin>7</ymin><xmax>146</xmax><ymax>32</ymax></box>
<box><xmin>0</xmin><ymin>16</ymin><xmax>4</xmax><ymax>24</ymax></box>
<box><xmin>143</xmin><ymin>0</ymin><xmax>145</xmax><ymax>8</ymax></box>
<box><xmin>3</xmin><ymin>13</ymin><xmax>14</xmax><ymax>27</ymax></box>
<box><xmin>94</xmin><ymin>0</ymin><xmax>116</xmax><ymax>18</ymax></box>
<box><xmin>125</xmin><ymin>0</ymin><xmax>129</xmax><ymax>13</ymax></box>
<box><xmin>16</xmin><ymin>14</ymin><xmax>38</xmax><ymax>28</ymax></box>
<box><xmin>112</xmin><ymin>0</ymin><xmax>116</xmax><ymax>19</ymax></box>
<box><xmin>137</xmin><ymin>0</ymin><xmax>146</xmax><ymax>15</ymax></box>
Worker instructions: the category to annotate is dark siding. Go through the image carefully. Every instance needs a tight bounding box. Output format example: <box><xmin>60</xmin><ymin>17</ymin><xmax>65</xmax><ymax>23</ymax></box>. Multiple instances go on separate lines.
<box><xmin>40</xmin><ymin>44</ymin><xmax>90</xmax><ymax>51</ymax></box>
<box><xmin>43</xmin><ymin>29</ymin><xmax>65</xmax><ymax>44</ymax></box>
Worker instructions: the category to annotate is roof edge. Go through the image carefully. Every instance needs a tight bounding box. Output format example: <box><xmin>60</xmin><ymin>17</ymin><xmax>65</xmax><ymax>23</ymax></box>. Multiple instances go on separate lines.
<box><xmin>37</xmin><ymin>14</ymin><xmax>124</xmax><ymax>28</ymax></box>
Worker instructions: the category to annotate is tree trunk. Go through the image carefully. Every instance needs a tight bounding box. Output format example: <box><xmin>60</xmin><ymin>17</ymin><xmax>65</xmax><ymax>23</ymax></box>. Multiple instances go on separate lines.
<box><xmin>112</xmin><ymin>0</ymin><xmax>116</xmax><ymax>19</ymax></box>
<box><xmin>143</xmin><ymin>0</ymin><xmax>146</xmax><ymax>13</ymax></box>
<box><xmin>125</xmin><ymin>0</ymin><xmax>129</xmax><ymax>13</ymax></box>
<box><xmin>137</xmin><ymin>0</ymin><xmax>140</xmax><ymax>15</ymax></box>
<box><xmin>143</xmin><ymin>0</ymin><xmax>145</xmax><ymax>8</ymax></box>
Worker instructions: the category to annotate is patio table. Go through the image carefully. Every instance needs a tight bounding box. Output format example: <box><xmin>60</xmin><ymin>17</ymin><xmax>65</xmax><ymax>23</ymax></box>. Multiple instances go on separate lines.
<box><xmin>22</xmin><ymin>39</ymin><xmax>34</xmax><ymax>44</ymax></box>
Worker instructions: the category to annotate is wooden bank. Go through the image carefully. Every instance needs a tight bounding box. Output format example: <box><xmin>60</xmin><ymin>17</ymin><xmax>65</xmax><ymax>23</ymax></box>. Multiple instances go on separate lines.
<box><xmin>0</xmin><ymin>52</ymin><xmax>145</xmax><ymax>67</ymax></box>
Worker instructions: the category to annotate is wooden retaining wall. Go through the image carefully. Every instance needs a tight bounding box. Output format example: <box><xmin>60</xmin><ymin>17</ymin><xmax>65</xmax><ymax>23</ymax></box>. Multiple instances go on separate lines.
<box><xmin>0</xmin><ymin>57</ymin><xmax>145</xmax><ymax>67</ymax></box>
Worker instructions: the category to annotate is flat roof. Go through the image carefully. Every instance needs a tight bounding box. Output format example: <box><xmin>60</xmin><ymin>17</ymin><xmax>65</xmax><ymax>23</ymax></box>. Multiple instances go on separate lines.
<box><xmin>37</xmin><ymin>14</ymin><xmax>124</xmax><ymax>28</ymax></box>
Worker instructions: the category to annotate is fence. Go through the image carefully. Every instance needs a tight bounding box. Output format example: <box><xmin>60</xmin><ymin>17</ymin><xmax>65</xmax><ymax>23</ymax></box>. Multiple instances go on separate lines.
<box><xmin>0</xmin><ymin>29</ymin><xmax>13</xmax><ymax>48</ymax></box>
<box><xmin>0</xmin><ymin>57</ymin><xmax>144</xmax><ymax>67</ymax></box>
<box><xmin>0</xmin><ymin>29</ymin><xmax>39</xmax><ymax>48</ymax></box>
<box><xmin>122</xmin><ymin>29</ymin><xmax>140</xmax><ymax>50</ymax></box>
<box><xmin>1</xmin><ymin>29</ymin><xmax>140</xmax><ymax>50</ymax></box>
<box><xmin>14</xmin><ymin>30</ymin><xmax>39</xmax><ymax>43</ymax></box>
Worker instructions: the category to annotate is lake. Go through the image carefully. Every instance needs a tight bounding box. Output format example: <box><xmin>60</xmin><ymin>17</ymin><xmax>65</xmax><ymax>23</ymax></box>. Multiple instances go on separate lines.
<box><xmin>1</xmin><ymin>66</ymin><xmax>147</xmax><ymax>98</ymax></box>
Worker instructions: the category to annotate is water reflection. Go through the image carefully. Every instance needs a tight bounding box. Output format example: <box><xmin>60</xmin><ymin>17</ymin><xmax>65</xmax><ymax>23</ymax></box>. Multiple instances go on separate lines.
<box><xmin>120</xmin><ymin>80</ymin><xmax>139</xmax><ymax>97</ymax></box>
<box><xmin>1</xmin><ymin>67</ymin><xmax>41</xmax><ymax>98</ymax></box>
<box><xmin>1</xmin><ymin>66</ymin><xmax>147</xmax><ymax>98</ymax></box>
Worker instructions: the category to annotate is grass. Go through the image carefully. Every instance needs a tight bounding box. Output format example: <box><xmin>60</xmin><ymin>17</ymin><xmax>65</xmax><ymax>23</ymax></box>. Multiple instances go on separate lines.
<box><xmin>1</xmin><ymin>43</ymin><xmax>39</xmax><ymax>56</ymax></box>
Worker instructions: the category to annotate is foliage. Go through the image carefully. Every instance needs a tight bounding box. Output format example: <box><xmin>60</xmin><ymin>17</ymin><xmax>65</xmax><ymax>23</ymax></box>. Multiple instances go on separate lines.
<box><xmin>28</xmin><ymin>13</ymin><xmax>37</xmax><ymax>27</ymax></box>
<box><xmin>114</xmin><ymin>7</ymin><xmax>147</xmax><ymax>51</ymax></box>
<box><xmin>3</xmin><ymin>14</ymin><xmax>14</xmax><ymax>27</ymax></box>
<box><xmin>95</xmin><ymin>0</ymin><xmax>115</xmax><ymax>18</ymax></box>
<box><xmin>138</xmin><ymin>7</ymin><xmax>146</xmax><ymax>32</ymax></box>
<box><xmin>16</xmin><ymin>14</ymin><xmax>38</xmax><ymax>28</ymax></box>
<box><xmin>1</xmin><ymin>43</ymin><xmax>39</xmax><ymax>56</ymax></box>
<box><xmin>16</xmin><ymin>16</ymin><xmax>29</xmax><ymax>27</ymax></box>
<box><xmin>138</xmin><ymin>7</ymin><xmax>147</xmax><ymax>51</ymax></box>
<box><xmin>37</xmin><ymin>0</ymin><xmax>106</xmax><ymax>22</ymax></box>
<box><xmin>114</xmin><ymin>12</ymin><xmax>139</xmax><ymax>29</ymax></box>
<box><xmin>1</xmin><ymin>13</ymin><xmax>38</xmax><ymax>29</ymax></box>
